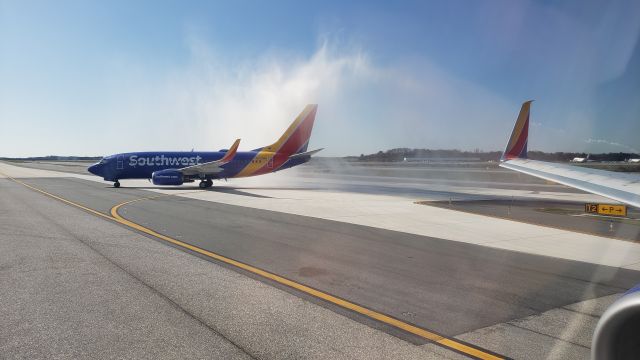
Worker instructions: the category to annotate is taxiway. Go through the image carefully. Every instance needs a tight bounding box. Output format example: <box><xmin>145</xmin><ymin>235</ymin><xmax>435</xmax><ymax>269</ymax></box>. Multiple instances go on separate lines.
<box><xmin>2</xmin><ymin>160</ymin><xmax>639</xmax><ymax>359</ymax></box>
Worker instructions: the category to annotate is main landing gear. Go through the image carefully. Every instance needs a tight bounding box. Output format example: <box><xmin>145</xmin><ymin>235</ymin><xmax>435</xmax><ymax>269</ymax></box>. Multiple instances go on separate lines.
<box><xmin>114</xmin><ymin>181</ymin><xmax>120</xmax><ymax>188</ymax></box>
<box><xmin>199</xmin><ymin>179</ymin><xmax>213</xmax><ymax>189</ymax></box>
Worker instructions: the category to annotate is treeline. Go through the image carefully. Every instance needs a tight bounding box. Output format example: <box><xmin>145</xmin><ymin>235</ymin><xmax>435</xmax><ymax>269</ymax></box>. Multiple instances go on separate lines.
<box><xmin>527</xmin><ymin>151</ymin><xmax>638</xmax><ymax>162</ymax></box>
<box><xmin>349</xmin><ymin>148</ymin><xmax>640</xmax><ymax>162</ymax></box>
<box><xmin>350</xmin><ymin>149</ymin><xmax>500</xmax><ymax>162</ymax></box>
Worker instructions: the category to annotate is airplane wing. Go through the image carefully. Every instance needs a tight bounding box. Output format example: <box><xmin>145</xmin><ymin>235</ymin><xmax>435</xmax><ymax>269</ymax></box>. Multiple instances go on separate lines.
<box><xmin>500</xmin><ymin>101</ymin><xmax>640</xmax><ymax>208</ymax></box>
<box><xmin>288</xmin><ymin>148</ymin><xmax>324</xmax><ymax>160</ymax></box>
<box><xmin>179</xmin><ymin>139</ymin><xmax>241</xmax><ymax>176</ymax></box>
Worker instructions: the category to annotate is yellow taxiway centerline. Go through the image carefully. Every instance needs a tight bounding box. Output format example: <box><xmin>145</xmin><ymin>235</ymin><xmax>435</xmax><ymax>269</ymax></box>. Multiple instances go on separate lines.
<box><xmin>3</xmin><ymin>173</ymin><xmax>505</xmax><ymax>360</ymax></box>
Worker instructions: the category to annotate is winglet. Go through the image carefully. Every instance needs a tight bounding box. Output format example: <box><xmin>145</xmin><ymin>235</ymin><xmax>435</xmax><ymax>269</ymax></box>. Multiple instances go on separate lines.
<box><xmin>501</xmin><ymin>100</ymin><xmax>533</xmax><ymax>161</ymax></box>
<box><xmin>220</xmin><ymin>139</ymin><xmax>241</xmax><ymax>163</ymax></box>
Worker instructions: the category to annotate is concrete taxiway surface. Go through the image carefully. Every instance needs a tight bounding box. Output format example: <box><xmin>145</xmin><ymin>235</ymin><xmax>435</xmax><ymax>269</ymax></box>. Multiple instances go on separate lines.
<box><xmin>2</xmin><ymin>160</ymin><xmax>640</xmax><ymax>359</ymax></box>
<box><xmin>425</xmin><ymin>199</ymin><xmax>640</xmax><ymax>242</ymax></box>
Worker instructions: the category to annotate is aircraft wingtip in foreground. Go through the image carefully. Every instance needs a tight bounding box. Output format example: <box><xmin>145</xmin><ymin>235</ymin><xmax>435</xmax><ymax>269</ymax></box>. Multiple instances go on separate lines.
<box><xmin>88</xmin><ymin>104</ymin><xmax>322</xmax><ymax>188</ymax></box>
<box><xmin>502</xmin><ymin>101</ymin><xmax>640</xmax><ymax>360</ymax></box>
<box><xmin>500</xmin><ymin>101</ymin><xmax>640</xmax><ymax>209</ymax></box>
<box><xmin>500</xmin><ymin>100</ymin><xmax>533</xmax><ymax>161</ymax></box>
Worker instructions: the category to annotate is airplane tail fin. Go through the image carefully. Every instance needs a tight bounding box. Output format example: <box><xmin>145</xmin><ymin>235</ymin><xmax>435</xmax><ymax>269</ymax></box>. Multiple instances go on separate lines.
<box><xmin>260</xmin><ymin>104</ymin><xmax>318</xmax><ymax>156</ymax></box>
<box><xmin>501</xmin><ymin>100</ymin><xmax>533</xmax><ymax>161</ymax></box>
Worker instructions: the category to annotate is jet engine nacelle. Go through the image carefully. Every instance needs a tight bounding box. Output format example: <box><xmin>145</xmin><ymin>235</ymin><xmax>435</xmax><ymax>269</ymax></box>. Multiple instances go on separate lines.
<box><xmin>151</xmin><ymin>169</ymin><xmax>184</xmax><ymax>186</ymax></box>
<box><xmin>592</xmin><ymin>284</ymin><xmax>640</xmax><ymax>359</ymax></box>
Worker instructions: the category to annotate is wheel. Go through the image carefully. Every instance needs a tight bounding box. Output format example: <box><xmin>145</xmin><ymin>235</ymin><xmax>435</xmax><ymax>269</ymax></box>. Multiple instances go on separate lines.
<box><xmin>199</xmin><ymin>181</ymin><xmax>207</xmax><ymax>189</ymax></box>
<box><xmin>205</xmin><ymin>179</ymin><xmax>213</xmax><ymax>188</ymax></box>
<box><xmin>114</xmin><ymin>181</ymin><xmax>120</xmax><ymax>188</ymax></box>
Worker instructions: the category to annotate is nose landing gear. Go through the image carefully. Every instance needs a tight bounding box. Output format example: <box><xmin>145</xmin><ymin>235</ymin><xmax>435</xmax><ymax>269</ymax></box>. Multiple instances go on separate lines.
<box><xmin>199</xmin><ymin>179</ymin><xmax>213</xmax><ymax>189</ymax></box>
<box><xmin>114</xmin><ymin>181</ymin><xmax>120</xmax><ymax>188</ymax></box>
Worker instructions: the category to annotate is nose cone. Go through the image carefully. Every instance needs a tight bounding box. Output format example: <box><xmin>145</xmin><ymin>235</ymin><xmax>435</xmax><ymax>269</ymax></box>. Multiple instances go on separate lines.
<box><xmin>88</xmin><ymin>163</ymin><xmax>102</xmax><ymax>176</ymax></box>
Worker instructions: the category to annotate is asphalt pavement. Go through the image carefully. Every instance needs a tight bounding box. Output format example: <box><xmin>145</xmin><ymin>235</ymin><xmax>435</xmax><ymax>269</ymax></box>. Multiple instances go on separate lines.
<box><xmin>1</xmin><ymin>177</ymin><xmax>452</xmax><ymax>360</ymax></box>
<box><xmin>13</xmin><ymin>177</ymin><xmax>640</xmax><ymax>339</ymax></box>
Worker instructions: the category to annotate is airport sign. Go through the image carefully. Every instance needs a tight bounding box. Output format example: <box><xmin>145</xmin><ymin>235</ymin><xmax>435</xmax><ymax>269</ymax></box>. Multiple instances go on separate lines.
<box><xmin>584</xmin><ymin>203</ymin><xmax>627</xmax><ymax>217</ymax></box>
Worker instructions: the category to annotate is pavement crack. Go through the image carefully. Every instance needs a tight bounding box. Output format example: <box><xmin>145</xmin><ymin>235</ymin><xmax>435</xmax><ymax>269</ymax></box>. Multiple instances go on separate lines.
<box><xmin>505</xmin><ymin>323</ymin><xmax>590</xmax><ymax>349</ymax></box>
<box><xmin>560</xmin><ymin>306</ymin><xmax>606</xmax><ymax>320</ymax></box>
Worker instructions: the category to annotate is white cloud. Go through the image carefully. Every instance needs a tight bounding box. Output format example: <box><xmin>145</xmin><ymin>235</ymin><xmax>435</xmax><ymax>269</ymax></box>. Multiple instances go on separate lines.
<box><xmin>161</xmin><ymin>38</ymin><xmax>377</xmax><ymax>154</ymax></box>
<box><xmin>584</xmin><ymin>138</ymin><xmax>639</xmax><ymax>153</ymax></box>
<box><xmin>3</xmin><ymin>35</ymin><xmax>524</xmax><ymax>157</ymax></box>
<box><xmin>115</xmin><ymin>36</ymin><xmax>519</xmax><ymax>156</ymax></box>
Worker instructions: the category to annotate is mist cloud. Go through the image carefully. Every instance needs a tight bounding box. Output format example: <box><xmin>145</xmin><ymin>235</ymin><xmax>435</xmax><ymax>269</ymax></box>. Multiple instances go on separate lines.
<box><xmin>109</xmin><ymin>36</ymin><xmax>517</xmax><ymax>156</ymax></box>
<box><xmin>162</xmin><ymin>38</ymin><xmax>376</xmax><ymax>154</ymax></box>
<box><xmin>584</xmin><ymin>138</ymin><xmax>639</xmax><ymax>153</ymax></box>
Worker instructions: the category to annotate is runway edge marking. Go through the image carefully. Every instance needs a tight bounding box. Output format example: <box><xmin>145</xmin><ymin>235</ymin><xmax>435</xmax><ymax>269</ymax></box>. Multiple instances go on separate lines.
<box><xmin>2</xmin><ymin>173</ymin><xmax>507</xmax><ymax>360</ymax></box>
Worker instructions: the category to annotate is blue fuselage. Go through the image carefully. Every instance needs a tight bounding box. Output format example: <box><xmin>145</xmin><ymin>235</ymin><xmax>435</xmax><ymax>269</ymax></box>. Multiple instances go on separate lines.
<box><xmin>88</xmin><ymin>151</ymin><xmax>308</xmax><ymax>182</ymax></box>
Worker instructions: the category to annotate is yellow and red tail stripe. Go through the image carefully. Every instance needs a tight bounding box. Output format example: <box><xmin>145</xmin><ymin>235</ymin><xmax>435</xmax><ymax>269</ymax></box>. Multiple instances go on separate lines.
<box><xmin>502</xmin><ymin>100</ymin><xmax>532</xmax><ymax>160</ymax></box>
<box><xmin>236</xmin><ymin>104</ymin><xmax>317</xmax><ymax>177</ymax></box>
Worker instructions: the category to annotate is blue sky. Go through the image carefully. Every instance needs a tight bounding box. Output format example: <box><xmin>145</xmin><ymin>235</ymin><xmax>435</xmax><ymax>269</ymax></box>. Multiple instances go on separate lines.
<box><xmin>1</xmin><ymin>0</ymin><xmax>639</xmax><ymax>157</ymax></box>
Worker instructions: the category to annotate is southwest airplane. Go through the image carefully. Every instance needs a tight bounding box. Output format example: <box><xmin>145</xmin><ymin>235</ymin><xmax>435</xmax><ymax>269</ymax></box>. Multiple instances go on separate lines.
<box><xmin>88</xmin><ymin>104</ymin><xmax>322</xmax><ymax>188</ymax></box>
<box><xmin>501</xmin><ymin>101</ymin><xmax>640</xmax><ymax>208</ymax></box>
